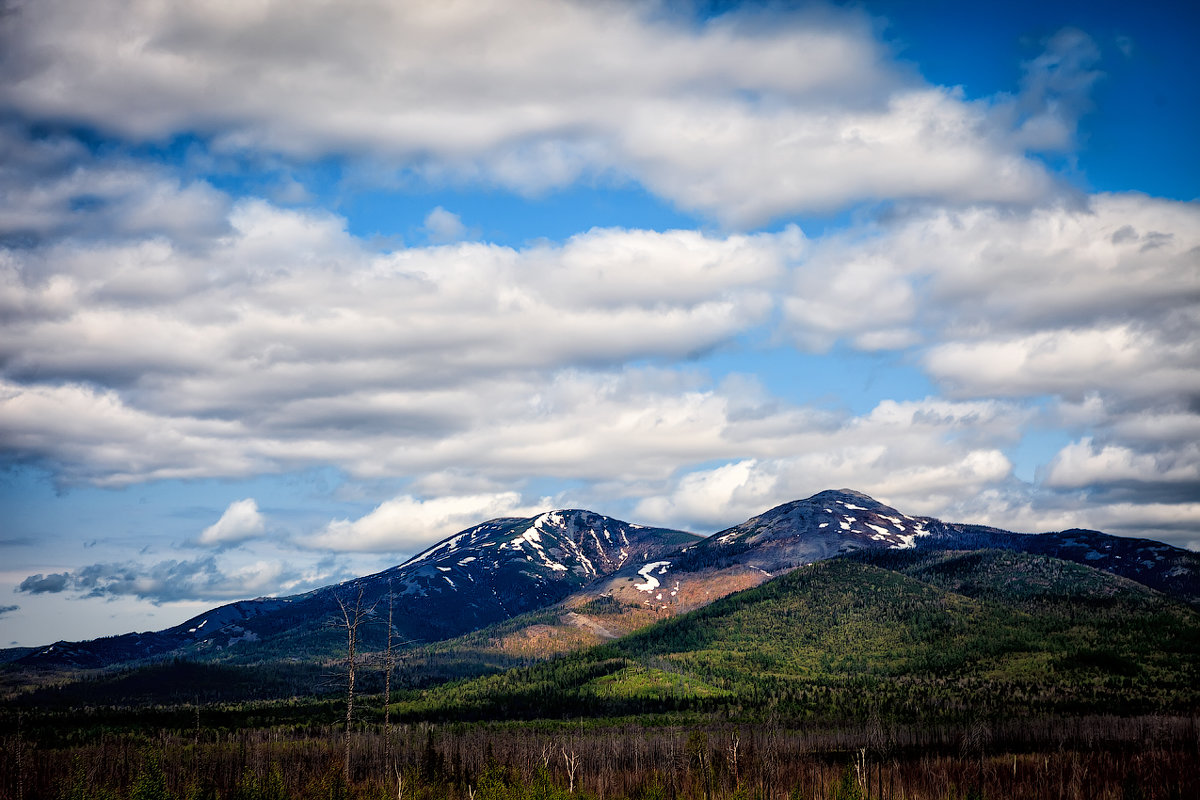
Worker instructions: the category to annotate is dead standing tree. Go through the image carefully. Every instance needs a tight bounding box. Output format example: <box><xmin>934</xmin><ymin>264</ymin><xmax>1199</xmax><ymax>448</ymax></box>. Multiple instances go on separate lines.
<box><xmin>382</xmin><ymin>580</ymin><xmax>411</xmax><ymax>771</ymax></box>
<box><xmin>333</xmin><ymin>584</ymin><xmax>377</xmax><ymax>780</ymax></box>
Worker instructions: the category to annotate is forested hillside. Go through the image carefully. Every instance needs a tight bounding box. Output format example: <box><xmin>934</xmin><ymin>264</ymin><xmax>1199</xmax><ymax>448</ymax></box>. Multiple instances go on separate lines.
<box><xmin>395</xmin><ymin>552</ymin><xmax>1199</xmax><ymax>723</ymax></box>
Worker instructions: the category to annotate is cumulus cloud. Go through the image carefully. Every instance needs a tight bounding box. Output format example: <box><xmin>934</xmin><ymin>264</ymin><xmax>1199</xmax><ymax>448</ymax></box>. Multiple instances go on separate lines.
<box><xmin>1045</xmin><ymin>438</ymin><xmax>1200</xmax><ymax>491</ymax></box>
<box><xmin>0</xmin><ymin>6</ymin><xmax>1192</xmax><ymax>557</ymax></box>
<box><xmin>302</xmin><ymin>492</ymin><xmax>549</xmax><ymax>553</ymax></box>
<box><xmin>193</xmin><ymin>498</ymin><xmax>267</xmax><ymax>547</ymax></box>
<box><xmin>924</xmin><ymin>324</ymin><xmax>1200</xmax><ymax>401</ymax></box>
<box><xmin>15</xmin><ymin>555</ymin><xmax>345</xmax><ymax>603</ymax></box>
<box><xmin>0</xmin><ymin>123</ymin><xmax>230</xmax><ymax>245</ymax></box>
<box><xmin>0</xmin><ymin>0</ymin><xmax>1069</xmax><ymax>223</ymax></box>
<box><xmin>633</xmin><ymin>396</ymin><xmax>1025</xmax><ymax>531</ymax></box>
<box><xmin>0</xmin><ymin>192</ymin><xmax>799</xmax><ymax>485</ymax></box>
<box><xmin>423</xmin><ymin>207</ymin><xmax>467</xmax><ymax>243</ymax></box>
<box><xmin>785</xmin><ymin>194</ymin><xmax>1200</xmax><ymax>361</ymax></box>
<box><xmin>2</xmin><ymin>184</ymin><xmax>1195</xmax><ymax>540</ymax></box>
<box><xmin>776</xmin><ymin>193</ymin><xmax>1199</xmax><ymax>532</ymax></box>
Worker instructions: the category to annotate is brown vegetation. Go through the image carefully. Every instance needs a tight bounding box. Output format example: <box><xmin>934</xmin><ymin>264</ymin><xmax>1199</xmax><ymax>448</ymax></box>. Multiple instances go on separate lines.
<box><xmin>2</xmin><ymin>714</ymin><xmax>1196</xmax><ymax>800</ymax></box>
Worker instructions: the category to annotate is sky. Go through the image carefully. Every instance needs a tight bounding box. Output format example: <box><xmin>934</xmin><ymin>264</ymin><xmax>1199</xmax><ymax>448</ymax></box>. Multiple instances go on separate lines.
<box><xmin>0</xmin><ymin>0</ymin><xmax>1197</xmax><ymax>648</ymax></box>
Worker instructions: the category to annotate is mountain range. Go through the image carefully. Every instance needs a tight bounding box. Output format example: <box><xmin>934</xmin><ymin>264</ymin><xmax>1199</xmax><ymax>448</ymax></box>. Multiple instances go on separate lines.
<box><xmin>10</xmin><ymin>489</ymin><xmax>1199</xmax><ymax>676</ymax></box>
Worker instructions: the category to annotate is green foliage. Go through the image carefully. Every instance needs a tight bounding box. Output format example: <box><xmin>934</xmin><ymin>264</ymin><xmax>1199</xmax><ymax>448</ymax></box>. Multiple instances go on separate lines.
<box><xmin>61</xmin><ymin>758</ymin><xmax>121</xmax><ymax>800</ymax></box>
<box><xmin>829</xmin><ymin>765</ymin><xmax>863</xmax><ymax>800</ymax></box>
<box><xmin>474</xmin><ymin>762</ymin><xmax>574</xmax><ymax>800</ymax></box>
<box><xmin>631</xmin><ymin>773</ymin><xmax>667</xmax><ymax>800</ymax></box>
<box><xmin>392</xmin><ymin>553</ymin><xmax>1199</xmax><ymax>725</ymax></box>
<box><xmin>130</xmin><ymin>752</ymin><xmax>172</xmax><ymax>800</ymax></box>
<box><xmin>304</xmin><ymin>765</ymin><xmax>349</xmax><ymax>800</ymax></box>
<box><xmin>576</xmin><ymin>595</ymin><xmax>631</xmax><ymax>616</ymax></box>
<box><xmin>231</xmin><ymin>766</ymin><xmax>287</xmax><ymax>800</ymax></box>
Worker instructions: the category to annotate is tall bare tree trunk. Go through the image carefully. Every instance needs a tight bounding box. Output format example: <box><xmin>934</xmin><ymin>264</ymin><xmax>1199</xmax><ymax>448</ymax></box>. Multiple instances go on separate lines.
<box><xmin>334</xmin><ymin>584</ymin><xmax>372</xmax><ymax>781</ymax></box>
<box><xmin>384</xmin><ymin>581</ymin><xmax>394</xmax><ymax>768</ymax></box>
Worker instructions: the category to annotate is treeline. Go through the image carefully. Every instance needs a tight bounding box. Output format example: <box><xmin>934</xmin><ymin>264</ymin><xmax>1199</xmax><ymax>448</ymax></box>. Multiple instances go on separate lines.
<box><xmin>2</xmin><ymin>716</ymin><xmax>1197</xmax><ymax>800</ymax></box>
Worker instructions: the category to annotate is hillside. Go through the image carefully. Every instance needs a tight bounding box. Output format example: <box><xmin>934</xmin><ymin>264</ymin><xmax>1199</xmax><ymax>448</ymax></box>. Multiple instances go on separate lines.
<box><xmin>10</xmin><ymin>489</ymin><xmax>1197</xmax><ymax>683</ymax></box>
<box><xmin>395</xmin><ymin>551</ymin><xmax>1200</xmax><ymax>723</ymax></box>
<box><xmin>15</xmin><ymin>510</ymin><xmax>699</xmax><ymax>670</ymax></box>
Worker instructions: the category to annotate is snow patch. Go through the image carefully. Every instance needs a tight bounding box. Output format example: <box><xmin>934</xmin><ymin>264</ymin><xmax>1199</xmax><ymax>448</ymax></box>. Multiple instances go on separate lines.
<box><xmin>635</xmin><ymin>561</ymin><xmax>671</xmax><ymax>592</ymax></box>
<box><xmin>842</xmin><ymin>502</ymin><xmax>867</xmax><ymax>511</ymax></box>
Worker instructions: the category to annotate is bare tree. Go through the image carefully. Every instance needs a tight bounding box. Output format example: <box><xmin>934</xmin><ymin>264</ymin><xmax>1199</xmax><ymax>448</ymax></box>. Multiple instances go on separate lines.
<box><xmin>727</xmin><ymin>729</ymin><xmax>741</xmax><ymax>789</ymax></box>
<box><xmin>393</xmin><ymin>763</ymin><xmax>406</xmax><ymax>800</ymax></box>
<box><xmin>333</xmin><ymin>584</ymin><xmax>376</xmax><ymax>780</ymax></box>
<box><xmin>383</xmin><ymin>581</ymin><xmax>395</xmax><ymax>768</ymax></box>
<box><xmin>562</xmin><ymin>746</ymin><xmax>580</xmax><ymax>794</ymax></box>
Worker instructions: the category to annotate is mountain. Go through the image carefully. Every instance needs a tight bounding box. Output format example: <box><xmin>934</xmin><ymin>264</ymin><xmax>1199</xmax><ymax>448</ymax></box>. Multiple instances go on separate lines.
<box><xmin>16</xmin><ymin>510</ymin><xmax>699</xmax><ymax>669</ymax></box>
<box><xmin>916</xmin><ymin>524</ymin><xmax>1200</xmax><ymax>605</ymax></box>
<box><xmin>14</xmin><ymin>490</ymin><xmax>1197</xmax><ymax>673</ymax></box>
<box><xmin>398</xmin><ymin>550</ymin><xmax>1200</xmax><ymax>724</ymax></box>
<box><xmin>587</xmin><ymin>490</ymin><xmax>1199</xmax><ymax>616</ymax></box>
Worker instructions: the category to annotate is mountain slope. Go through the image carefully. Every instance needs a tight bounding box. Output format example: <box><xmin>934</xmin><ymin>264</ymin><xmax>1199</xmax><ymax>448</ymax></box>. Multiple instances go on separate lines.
<box><xmin>398</xmin><ymin>552</ymin><xmax>1200</xmax><ymax>723</ymax></box>
<box><xmin>17</xmin><ymin>510</ymin><xmax>699</xmax><ymax>669</ymax></box>
<box><xmin>15</xmin><ymin>489</ymin><xmax>1197</xmax><ymax>673</ymax></box>
<box><xmin>588</xmin><ymin>490</ymin><xmax>1199</xmax><ymax>616</ymax></box>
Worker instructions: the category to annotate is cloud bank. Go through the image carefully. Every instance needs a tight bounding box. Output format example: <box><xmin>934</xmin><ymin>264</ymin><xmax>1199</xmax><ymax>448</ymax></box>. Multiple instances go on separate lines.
<box><xmin>17</xmin><ymin>555</ymin><xmax>348</xmax><ymax>604</ymax></box>
<box><xmin>0</xmin><ymin>1</ymin><xmax>1195</xmax><ymax>632</ymax></box>
<box><xmin>0</xmin><ymin>0</ymin><xmax>1083</xmax><ymax>224</ymax></box>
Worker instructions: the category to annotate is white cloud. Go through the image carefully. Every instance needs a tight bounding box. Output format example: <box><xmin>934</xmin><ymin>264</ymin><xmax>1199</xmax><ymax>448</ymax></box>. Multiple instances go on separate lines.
<box><xmin>0</xmin><ymin>200</ymin><xmax>786</xmax><ymax>395</ymax></box>
<box><xmin>0</xmin><ymin>123</ymin><xmax>230</xmax><ymax>244</ymax></box>
<box><xmin>195</xmin><ymin>498</ymin><xmax>266</xmax><ymax>547</ymax></box>
<box><xmin>423</xmin><ymin>206</ymin><xmax>466</xmax><ymax>243</ymax></box>
<box><xmin>633</xmin><ymin>397</ymin><xmax>1024</xmax><ymax>532</ymax></box>
<box><xmin>924</xmin><ymin>323</ymin><xmax>1200</xmax><ymax>401</ymax></box>
<box><xmin>15</xmin><ymin>554</ymin><xmax>339</xmax><ymax>603</ymax></box>
<box><xmin>302</xmin><ymin>492</ymin><xmax>548</xmax><ymax>554</ymax></box>
<box><xmin>5</xmin><ymin>185</ymin><xmax>1193</xmax><ymax>542</ymax></box>
<box><xmin>0</xmin><ymin>191</ymin><xmax>808</xmax><ymax>486</ymax></box>
<box><xmin>785</xmin><ymin>194</ymin><xmax>1200</xmax><ymax>363</ymax></box>
<box><xmin>0</xmin><ymin>0</ymin><xmax>1070</xmax><ymax>223</ymax></box>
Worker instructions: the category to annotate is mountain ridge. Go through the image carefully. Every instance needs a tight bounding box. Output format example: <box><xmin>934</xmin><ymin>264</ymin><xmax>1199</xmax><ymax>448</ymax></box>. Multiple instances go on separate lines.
<box><xmin>11</xmin><ymin>489</ymin><xmax>1198</xmax><ymax>671</ymax></box>
<box><xmin>15</xmin><ymin>508</ymin><xmax>698</xmax><ymax>669</ymax></box>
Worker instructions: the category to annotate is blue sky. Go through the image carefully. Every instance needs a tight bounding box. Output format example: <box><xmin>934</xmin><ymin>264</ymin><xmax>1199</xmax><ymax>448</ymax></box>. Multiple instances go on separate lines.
<box><xmin>1</xmin><ymin>0</ymin><xmax>1197</xmax><ymax>647</ymax></box>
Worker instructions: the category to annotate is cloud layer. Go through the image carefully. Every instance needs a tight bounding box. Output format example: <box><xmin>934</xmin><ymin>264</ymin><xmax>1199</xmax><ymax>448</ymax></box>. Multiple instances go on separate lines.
<box><xmin>2</xmin><ymin>184</ymin><xmax>1197</xmax><ymax>545</ymax></box>
<box><xmin>17</xmin><ymin>554</ymin><xmax>347</xmax><ymax>604</ymax></box>
<box><xmin>0</xmin><ymin>1</ymin><xmax>1196</xmax><ymax>636</ymax></box>
<box><xmin>0</xmin><ymin>0</ymin><xmax>1077</xmax><ymax>224</ymax></box>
